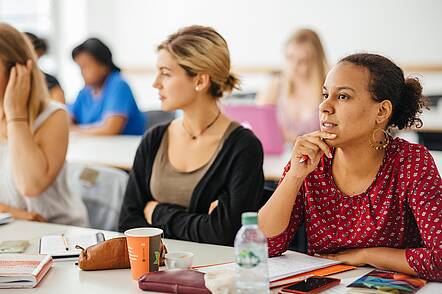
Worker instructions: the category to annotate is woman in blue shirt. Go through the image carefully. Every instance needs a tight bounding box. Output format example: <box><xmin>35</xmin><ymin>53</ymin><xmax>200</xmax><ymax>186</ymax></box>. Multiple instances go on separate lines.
<box><xmin>69</xmin><ymin>38</ymin><xmax>146</xmax><ymax>135</ymax></box>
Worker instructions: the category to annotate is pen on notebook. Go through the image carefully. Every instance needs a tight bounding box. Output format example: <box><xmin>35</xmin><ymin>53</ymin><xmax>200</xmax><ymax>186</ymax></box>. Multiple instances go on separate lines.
<box><xmin>61</xmin><ymin>234</ymin><xmax>69</xmax><ymax>251</ymax></box>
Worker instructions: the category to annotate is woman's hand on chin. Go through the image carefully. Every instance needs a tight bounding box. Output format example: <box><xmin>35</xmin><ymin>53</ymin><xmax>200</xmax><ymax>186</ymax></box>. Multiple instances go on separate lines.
<box><xmin>288</xmin><ymin>131</ymin><xmax>336</xmax><ymax>179</ymax></box>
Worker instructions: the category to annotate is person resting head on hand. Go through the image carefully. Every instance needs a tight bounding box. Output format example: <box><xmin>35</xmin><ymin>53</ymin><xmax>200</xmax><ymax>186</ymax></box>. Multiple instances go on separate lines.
<box><xmin>0</xmin><ymin>23</ymin><xmax>87</xmax><ymax>226</ymax></box>
<box><xmin>259</xmin><ymin>53</ymin><xmax>441</xmax><ymax>281</ymax></box>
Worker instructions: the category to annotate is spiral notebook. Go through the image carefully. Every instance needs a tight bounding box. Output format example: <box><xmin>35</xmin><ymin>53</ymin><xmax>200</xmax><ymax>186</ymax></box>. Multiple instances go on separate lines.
<box><xmin>39</xmin><ymin>232</ymin><xmax>105</xmax><ymax>260</ymax></box>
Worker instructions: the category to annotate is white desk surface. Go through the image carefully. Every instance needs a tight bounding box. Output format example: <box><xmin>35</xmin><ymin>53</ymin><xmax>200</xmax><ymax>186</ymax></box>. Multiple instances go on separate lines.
<box><xmin>67</xmin><ymin>134</ymin><xmax>442</xmax><ymax>181</ymax></box>
<box><xmin>0</xmin><ymin>221</ymin><xmax>440</xmax><ymax>293</ymax></box>
<box><xmin>413</xmin><ymin>108</ymin><xmax>442</xmax><ymax>132</ymax></box>
<box><xmin>66</xmin><ymin>134</ymin><xmax>287</xmax><ymax>180</ymax></box>
<box><xmin>67</xmin><ymin>134</ymin><xmax>141</xmax><ymax>171</ymax></box>
<box><xmin>0</xmin><ymin>221</ymin><xmax>233</xmax><ymax>294</ymax></box>
<box><xmin>265</xmin><ymin>147</ymin><xmax>442</xmax><ymax>181</ymax></box>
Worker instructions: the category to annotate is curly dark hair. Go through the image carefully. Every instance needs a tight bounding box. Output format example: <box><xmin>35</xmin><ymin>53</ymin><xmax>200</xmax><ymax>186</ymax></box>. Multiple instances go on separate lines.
<box><xmin>340</xmin><ymin>53</ymin><xmax>429</xmax><ymax>130</ymax></box>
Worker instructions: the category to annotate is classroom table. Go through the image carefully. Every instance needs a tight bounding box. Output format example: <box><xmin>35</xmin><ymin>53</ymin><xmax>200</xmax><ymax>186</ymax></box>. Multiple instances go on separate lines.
<box><xmin>67</xmin><ymin>134</ymin><xmax>442</xmax><ymax>181</ymax></box>
<box><xmin>0</xmin><ymin>221</ymin><xmax>232</xmax><ymax>294</ymax></box>
<box><xmin>67</xmin><ymin>134</ymin><xmax>141</xmax><ymax>171</ymax></box>
<box><xmin>413</xmin><ymin>108</ymin><xmax>442</xmax><ymax>133</ymax></box>
<box><xmin>263</xmin><ymin>147</ymin><xmax>442</xmax><ymax>181</ymax></box>
<box><xmin>0</xmin><ymin>221</ymin><xmax>440</xmax><ymax>293</ymax></box>
<box><xmin>408</xmin><ymin>109</ymin><xmax>442</xmax><ymax>150</ymax></box>
<box><xmin>66</xmin><ymin>134</ymin><xmax>287</xmax><ymax>180</ymax></box>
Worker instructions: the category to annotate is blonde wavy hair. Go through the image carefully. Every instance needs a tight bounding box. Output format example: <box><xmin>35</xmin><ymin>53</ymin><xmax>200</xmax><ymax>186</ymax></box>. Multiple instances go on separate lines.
<box><xmin>284</xmin><ymin>29</ymin><xmax>328</xmax><ymax>100</ymax></box>
<box><xmin>158</xmin><ymin>25</ymin><xmax>240</xmax><ymax>98</ymax></box>
<box><xmin>0</xmin><ymin>23</ymin><xmax>48</xmax><ymax>135</ymax></box>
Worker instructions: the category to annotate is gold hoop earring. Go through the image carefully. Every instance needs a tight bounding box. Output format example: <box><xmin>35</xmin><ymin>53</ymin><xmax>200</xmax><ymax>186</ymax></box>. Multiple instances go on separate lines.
<box><xmin>369</xmin><ymin>128</ymin><xmax>390</xmax><ymax>150</ymax></box>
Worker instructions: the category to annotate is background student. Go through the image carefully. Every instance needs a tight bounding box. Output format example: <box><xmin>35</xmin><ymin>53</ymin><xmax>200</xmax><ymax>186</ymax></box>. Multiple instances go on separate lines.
<box><xmin>68</xmin><ymin>38</ymin><xmax>146</xmax><ymax>135</ymax></box>
<box><xmin>24</xmin><ymin>32</ymin><xmax>66</xmax><ymax>104</ymax></box>
<box><xmin>0</xmin><ymin>23</ymin><xmax>87</xmax><ymax>226</ymax></box>
<box><xmin>119</xmin><ymin>25</ymin><xmax>265</xmax><ymax>246</ymax></box>
<box><xmin>257</xmin><ymin>29</ymin><xmax>328</xmax><ymax>142</ymax></box>
<box><xmin>259</xmin><ymin>53</ymin><xmax>441</xmax><ymax>281</ymax></box>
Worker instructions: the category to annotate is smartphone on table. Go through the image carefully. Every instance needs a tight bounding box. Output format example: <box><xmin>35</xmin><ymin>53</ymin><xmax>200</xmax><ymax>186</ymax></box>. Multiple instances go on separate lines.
<box><xmin>279</xmin><ymin>276</ymin><xmax>340</xmax><ymax>294</ymax></box>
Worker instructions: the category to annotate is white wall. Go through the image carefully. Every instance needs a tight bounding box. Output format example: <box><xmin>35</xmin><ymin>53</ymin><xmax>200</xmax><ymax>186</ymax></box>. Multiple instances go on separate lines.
<box><xmin>54</xmin><ymin>0</ymin><xmax>87</xmax><ymax>102</ymax></box>
<box><xmin>56</xmin><ymin>0</ymin><xmax>442</xmax><ymax>109</ymax></box>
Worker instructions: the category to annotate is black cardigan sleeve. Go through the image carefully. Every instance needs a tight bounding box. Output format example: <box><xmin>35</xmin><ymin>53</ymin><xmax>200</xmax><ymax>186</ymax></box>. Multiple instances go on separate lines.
<box><xmin>118</xmin><ymin>127</ymin><xmax>163</xmax><ymax>232</ymax></box>
<box><xmin>151</xmin><ymin>130</ymin><xmax>264</xmax><ymax>245</ymax></box>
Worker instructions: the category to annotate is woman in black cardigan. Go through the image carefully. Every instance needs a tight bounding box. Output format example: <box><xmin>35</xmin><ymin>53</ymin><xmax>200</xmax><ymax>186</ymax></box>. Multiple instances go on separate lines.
<box><xmin>118</xmin><ymin>25</ymin><xmax>265</xmax><ymax>246</ymax></box>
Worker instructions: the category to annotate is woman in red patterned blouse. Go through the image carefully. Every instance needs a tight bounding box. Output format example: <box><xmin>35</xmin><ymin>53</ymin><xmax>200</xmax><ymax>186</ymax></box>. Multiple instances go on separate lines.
<box><xmin>258</xmin><ymin>53</ymin><xmax>441</xmax><ymax>281</ymax></box>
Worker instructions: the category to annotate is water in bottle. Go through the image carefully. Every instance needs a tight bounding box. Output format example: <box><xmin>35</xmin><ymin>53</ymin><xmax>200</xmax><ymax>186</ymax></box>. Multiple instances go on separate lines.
<box><xmin>234</xmin><ymin>212</ymin><xmax>269</xmax><ymax>294</ymax></box>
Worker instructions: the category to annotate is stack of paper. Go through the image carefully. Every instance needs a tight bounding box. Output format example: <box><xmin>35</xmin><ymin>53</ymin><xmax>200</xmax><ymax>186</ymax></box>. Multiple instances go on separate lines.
<box><xmin>197</xmin><ymin>250</ymin><xmax>345</xmax><ymax>286</ymax></box>
<box><xmin>270</xmin><ymin>264</ymin><xmax>354</xmax><ymax>288</ymax></box>
<box><xmin>0</xmin><ymin>254</ymin><xmax>53</xmax><ymax>288</ymax></box>
<box><xmin>267</xmin><ymin>251</ymin><xmax>341</xmax><ymax>281</ymax></box>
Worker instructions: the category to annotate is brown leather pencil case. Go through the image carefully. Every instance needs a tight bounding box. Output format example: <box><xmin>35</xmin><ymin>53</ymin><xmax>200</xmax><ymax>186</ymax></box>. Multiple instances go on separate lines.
<box><xmin>76</xmin><ymin>237</ymin><xmax>167</xmax><ymax>271</ymax></box>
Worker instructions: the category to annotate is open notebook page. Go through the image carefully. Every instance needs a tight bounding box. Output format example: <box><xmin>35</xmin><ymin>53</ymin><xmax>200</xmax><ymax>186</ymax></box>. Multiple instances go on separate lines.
<box><xmin>198</xmin><ymin>250</ymin><xmax>340</xmax><ymax>281</ymax></box>
<box><xmin>39</xmin><ymin>233</ymin><xmax>104</xmax><ymax>258</ymax></box>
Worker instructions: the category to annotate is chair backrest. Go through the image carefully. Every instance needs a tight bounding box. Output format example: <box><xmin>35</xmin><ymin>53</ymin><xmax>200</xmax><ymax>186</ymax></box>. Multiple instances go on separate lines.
<box><xmin>260</xmin><ymin>186</ymin><xmax>308</xmax><ymax>253</ymax></box>
<box><xmin>67</xmin><ymin>162</ymin><xmax>129</xmax><ymax>231</ymax></box>
<box><xmin>427</xmin><ymin>95</ymin><xmax>442</xmax><ymax>107</ymax></box>
<box><xmin>144</xmin><ymin>110</ymin><xmax>176</xmax><ymax>131</ymax></box>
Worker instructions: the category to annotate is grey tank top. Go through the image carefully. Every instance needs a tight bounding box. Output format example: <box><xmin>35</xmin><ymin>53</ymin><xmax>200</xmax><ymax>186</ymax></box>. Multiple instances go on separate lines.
<box><xmin>0</xmin><ymin>101</ymin><xmax>88</xmax><ymax>226</ymax></box>
<box><xmin>150</xmin><ymin>122</ymin><xmax>239</xmax><ymax>208</ymax></box>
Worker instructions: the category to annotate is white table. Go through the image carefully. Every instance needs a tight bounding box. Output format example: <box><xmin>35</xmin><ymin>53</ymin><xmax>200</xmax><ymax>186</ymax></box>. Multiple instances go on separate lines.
<box><xmin>413</xmin><ymin>108</ymin><xmax>442</xmax><ymax>133</ymax></box>
<box><xmin>0</xmin><ymin>221</ymin><xmax>233</xmax><ymax>294</ymax></box>
<box><xmin>67</xmin><ymin>134</ymin><xmax>142</xmax><ymax>171</ymax></box>
<box><xmin>432</xmin><ymin>150</ymin><xmax>442</xmax><ymax>174</ymax></box>
<box><xmin>0</xmin><ymin>221</ymin><xmax>440</xmax><ymax>293</ymax></box>
<box><xmin>263</xmin><ymin>107</ymin><xmax>442</xmax><ymax>180</ymax></box>
<box><xmin>66</xmin><ymin>134</ymin><xmax>442</xmax><ymax>181</ymax></box>
<box><xmin>264</xmin><ymin>146</ymin><xmax>442</xmax><ymax>181</ymax></box>
<box><xmin>66</xmin><ymin>134</ymin><xmax>286</xmax><ymax>180</ymax></box>
<box><xmin>263</xmin><ymin>146</ymin><xmax>291</xmax><ymax>181</ymax></box>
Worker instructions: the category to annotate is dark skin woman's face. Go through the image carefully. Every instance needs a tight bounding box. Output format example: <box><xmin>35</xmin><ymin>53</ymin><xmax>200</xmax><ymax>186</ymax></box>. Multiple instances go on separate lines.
<box><xmin>319</xmin><ymin>62</ymin><xmax>392</xmax><ymax>148</ymax></box>
<box><xmin>74</xmin><ymin>52</ymin><xmax>110</xmax><ymax>88</ymax></box>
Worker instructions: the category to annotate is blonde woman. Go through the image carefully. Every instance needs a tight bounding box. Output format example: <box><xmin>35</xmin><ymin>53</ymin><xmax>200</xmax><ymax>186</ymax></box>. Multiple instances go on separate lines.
<box><xmin>257</xmin><ymin>29</ymin><xmax>328</xmax><ymax>142</ymax></box>
<box><xmin>0</xmin><ymin>23</ymin><xmax>87</xmax><ymax>226</ymax></box>
<box><xmin>119</xmin><ymin>26</ymin><xmax>265</xmax><ymax>245</ymax></box>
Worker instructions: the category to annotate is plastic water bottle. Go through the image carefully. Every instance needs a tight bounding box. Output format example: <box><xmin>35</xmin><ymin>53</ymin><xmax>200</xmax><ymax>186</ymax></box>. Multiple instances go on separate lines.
<box><xmin>234</xmin><ymin>212</ymin><xmax>269</xmax><ymax>294</ymax></box>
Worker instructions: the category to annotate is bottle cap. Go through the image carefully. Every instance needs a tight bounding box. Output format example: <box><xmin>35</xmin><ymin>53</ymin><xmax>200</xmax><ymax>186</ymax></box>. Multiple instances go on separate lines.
<box><xmin>241</xmin><ymin>212</ymin><xmax>258</xmax><ymax>225</ymax></box>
